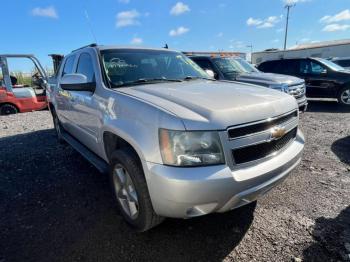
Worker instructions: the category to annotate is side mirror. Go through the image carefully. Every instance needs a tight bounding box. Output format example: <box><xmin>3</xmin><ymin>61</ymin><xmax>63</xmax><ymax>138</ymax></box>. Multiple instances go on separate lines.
<box><xmin>60</xmin><ymin>73</ymin><xmax>95</xmax><ymax>92</ymax></box>
<box><xmin>205</xmin><ymin>69</ymin><xmax>215</xmax><ymax>78</ymax></box>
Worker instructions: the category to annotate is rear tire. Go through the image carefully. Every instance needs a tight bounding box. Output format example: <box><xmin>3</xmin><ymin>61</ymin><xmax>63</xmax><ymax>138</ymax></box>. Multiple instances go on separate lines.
<box><xmin>0</xmin><ymin>104</ymin><xmax>18</xmax><ymax>115</ymax></box>
<box><xmin>338</xmin><ymin>86</ymin><xmax>350</xmax><ymax>106</ymax></box>
<box><xmin>109</xmin><ymin>149</ymin><xmax>164</xmax><ymax>231</ymax></box>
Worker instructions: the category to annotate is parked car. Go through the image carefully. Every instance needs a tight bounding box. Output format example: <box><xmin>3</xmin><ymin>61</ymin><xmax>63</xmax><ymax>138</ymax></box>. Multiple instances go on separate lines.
<box><xmin>331</xmin><ymin>57</ymin><xmax>350</xmax><ymax>69</ymax></box>
<box><xmin>258</xmin><ymin>57</ymin><xmax>350</xmax><ymax>106</ymax></box>
<box><xmin>186</xmin><ymin>54</ymin><xmax>307</xmax><ymax>111</ymax></box>
<box><xmin>48</xmin><ymin>44</ymin><xmax>304</xmax><ymax>231</ymax></box>
<box><xmin>0</xmin><ymin>54</ymin><xmax>48</xmax><ymax>115</ymax></box>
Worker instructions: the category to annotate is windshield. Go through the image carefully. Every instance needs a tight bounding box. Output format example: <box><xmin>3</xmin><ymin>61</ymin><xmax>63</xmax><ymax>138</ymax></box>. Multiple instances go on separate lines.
<box><xmin>316</xmin><ymin>58</ymin><xmax>345</xmax><ymax>71</ymax></box>
<box><xmin>213</xmin><ymin>57</ymin><xmax>259</xmax><ymax>74</ymax></box>
<box><xmin>101</xmin><ymin>49</ymin><xmax>210</xmax><ymax>87</ymax></box>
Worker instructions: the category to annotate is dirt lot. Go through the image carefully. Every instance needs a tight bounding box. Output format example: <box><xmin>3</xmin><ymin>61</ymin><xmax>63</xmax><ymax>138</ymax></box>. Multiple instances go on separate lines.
<box><xmin>0</xmin><ymin>100</ymin><xmax>349</xmax><ymax>262</ymax></box>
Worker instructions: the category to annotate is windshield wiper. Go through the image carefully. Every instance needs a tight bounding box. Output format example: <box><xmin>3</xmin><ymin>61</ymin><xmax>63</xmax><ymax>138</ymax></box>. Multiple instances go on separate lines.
<box><xmin>136</xmin><ymin>78</ymin><xmax>183</xmax><ymax>83</ymax></box>
<box><xmin>183</xmin><ymin>76</ymin><xmax>215</xmax><ymax>81</ymax></box>
<box><xmin>113</xmin><ymin>78</ymin><xmax>183</xmax><ymax>88</ymax></box>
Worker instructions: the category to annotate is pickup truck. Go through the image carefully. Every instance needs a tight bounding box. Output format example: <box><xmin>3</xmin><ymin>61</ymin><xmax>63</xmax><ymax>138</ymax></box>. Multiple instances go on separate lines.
<box><xmin>186</xmin><ymin>54</ymin><xmax>308</xmax><ymax>111</ymax></box>
<box><xmin>47</xmin><ymin>44</ymin><xmax>305</xmax><ymax>231</ymax></box>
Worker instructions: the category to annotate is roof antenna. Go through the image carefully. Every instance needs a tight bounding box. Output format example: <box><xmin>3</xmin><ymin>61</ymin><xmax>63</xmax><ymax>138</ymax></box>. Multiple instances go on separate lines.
<box><xmin>84</xmin><ymin>9</ymin><xmax>98</xmax><ymax>44</ymax></box>
<box><xmin>164</xmin><ymin>43</ymin><xmax>169</xmax><ymax>49</ymax></box>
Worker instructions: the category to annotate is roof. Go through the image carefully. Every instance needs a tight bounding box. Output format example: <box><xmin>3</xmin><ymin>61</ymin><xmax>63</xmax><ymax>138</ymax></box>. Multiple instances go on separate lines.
<box><xmin>260</xmin><ymin>57</ymin><xmax>322</xmax><ymax>63</ymax></box>
<box><xmin>95</xmin><ymin>45</ymin><xmax>175</xmax><ymax>52</ymax></box>
<box><xmin>289</xmin><ymin>39</ymin><xmax>350</xmax><ymax>50</ymax></box>
<box><xmin>188</xmin><ymin>55</ymin><xmax>241</xmax><ymax>59</ymax></box>
<box><xmin>254</xmin><ymin>39</ymin><xmax>350</xmax><ymax>54</ymax></box>
<box><xmin>332</xmin><ymin>56</ymin><xmax>350</xmax><ymax>61</ymax></box>
<box><xmin>69</xmin><ymin>43</ymin><xmax>177</xmax><ymax>53</ymax></box>
<box><xmin>183</xmin><ymin>51</ymin><xmax>245</xmax><ymax>56</ymax></box>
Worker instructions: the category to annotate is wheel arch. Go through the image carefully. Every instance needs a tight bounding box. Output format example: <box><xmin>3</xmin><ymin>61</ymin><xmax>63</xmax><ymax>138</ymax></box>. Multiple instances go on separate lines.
<box><xmin>103</xmin><ymin>131</ymin><xmax>143</xmax><ymax>166</ymax></box>
<box><xmin>0</xmin><ymin>102</ymin><xmax>20</xmax><ymax>113</ymax></box>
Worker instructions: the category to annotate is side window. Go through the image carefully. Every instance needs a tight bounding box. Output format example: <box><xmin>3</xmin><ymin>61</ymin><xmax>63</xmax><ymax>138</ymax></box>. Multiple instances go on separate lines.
<box><xmin>76</xmin><ymin>53</ymin><xmax>95</xmax><ymax>82</ymax></box>
<box><xmin>299</xmin><ymin>60</ymin><xmax>310</xmax><ymax>74</ymax></box>
<box><xmin>299</xmin><ymin>60</ymin><xmax>326</xmax><ymax>74</ymax></box>
<box><xmin>310</xmin><ymin>61</ymin><xmax>326</xmax><ymax>74</ymax></box>
<box><xmin>260</xmin><ymin>61</ymin><xmax>279</xmax><ymax>73</ymax></box>
<box><xmin>193</xmin><ymin>59</ymin><xmax>215</xmax><ymax>71</ymax></box>
<box><xmin>336</xmin><ymin>60</ymin><xmax>350</xmax><ymax>67</ymax></box>
<box><xmin>279</xmin><ymin>60</ymin><xmax>298</xmax><ymax>75</ymax></box>
<box><xmin>62</xmin><ymin>56</ymin><xmax>75</xmax><ymax>76</ymax></box>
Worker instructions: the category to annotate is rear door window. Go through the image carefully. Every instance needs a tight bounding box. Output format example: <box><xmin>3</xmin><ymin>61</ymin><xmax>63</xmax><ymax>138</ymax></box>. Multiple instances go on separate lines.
<box><xmin>278</xmin><ymin>60</ymin><xmax>299</xmax><ymax>75</ymax></box>
<box><xmin>260</xmin><ymin>61</ymin><xmax>280</xmax><ymax>73</ymax></box>
<box><xmin>61</xmin><ymin>56</ymin><xmax>76</xmax><ymax>76</ymax></box>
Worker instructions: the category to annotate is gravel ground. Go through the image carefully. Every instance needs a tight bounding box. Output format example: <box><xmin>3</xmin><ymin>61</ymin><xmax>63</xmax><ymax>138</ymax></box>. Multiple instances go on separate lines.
<box><xmin>0</xmin><ymin>101</ymin><xmax>349</xmax><ymax>262</ymax></box>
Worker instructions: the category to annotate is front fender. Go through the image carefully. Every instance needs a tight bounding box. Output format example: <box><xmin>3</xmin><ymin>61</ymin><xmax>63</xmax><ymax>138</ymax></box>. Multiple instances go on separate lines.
<box><xmin>99</xmin><ymin>95</ymin><xmax>185</xmax><ymax>164</ymax></box>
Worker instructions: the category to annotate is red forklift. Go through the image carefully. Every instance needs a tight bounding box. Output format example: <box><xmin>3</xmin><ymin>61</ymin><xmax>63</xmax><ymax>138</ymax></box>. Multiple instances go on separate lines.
<box><xmin>0</xmin><ymin>54</ymin><xmax>63</xmax><ymax>115</ymax></box>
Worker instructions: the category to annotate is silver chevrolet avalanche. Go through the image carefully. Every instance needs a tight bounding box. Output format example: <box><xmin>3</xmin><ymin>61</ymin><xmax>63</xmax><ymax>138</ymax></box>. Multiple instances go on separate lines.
<box><xmin>47</xmin><ymin>45</ymin><xmax>304</xmax><ymax>231</ymax></box>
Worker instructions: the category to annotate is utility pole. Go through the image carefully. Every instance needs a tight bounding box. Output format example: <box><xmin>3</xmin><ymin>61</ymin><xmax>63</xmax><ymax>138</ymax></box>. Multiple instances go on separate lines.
<box><xmin>284</xmin><ymin>3</ymin><xmax>295</xmax><ymax>50</ymax></box>
<box><xmin>246</xmin><ymin>44</ymin><xmax>253</xmax><ymax>63</ymax></box>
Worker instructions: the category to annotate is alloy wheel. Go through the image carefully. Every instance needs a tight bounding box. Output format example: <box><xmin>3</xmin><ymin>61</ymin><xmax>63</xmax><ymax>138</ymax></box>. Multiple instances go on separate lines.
<box><xmin>112</xmin><ymin>164</ymin><xmax>139</xmax><ymax>220</ymax></box>
<box><xmin>340</xmin><ymin>88</ymin><xmax>350</xmax><ymax>105</ymax></box>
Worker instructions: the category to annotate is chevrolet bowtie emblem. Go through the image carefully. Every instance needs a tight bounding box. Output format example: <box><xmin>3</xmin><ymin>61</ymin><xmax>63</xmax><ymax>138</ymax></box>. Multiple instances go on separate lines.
<box><xmin>270</xmin><ymin>127</ymin><xmax>287</xmax><ymax>140</ymax></box>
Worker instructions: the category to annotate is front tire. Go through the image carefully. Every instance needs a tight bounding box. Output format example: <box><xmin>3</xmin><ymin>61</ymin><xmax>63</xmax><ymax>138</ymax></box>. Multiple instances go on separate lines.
<box><xmin>109</xmin><ymin>149</ymin><xmax>164</xmax><ymax>231</ymax></box>
<box><xmin>338</xmin><ymin>86</ymin><xmax>350</xmax><ymax>106</ymax></box>
<box><xmin>0</xmin><ymin>104</ymin><xmax>18</xmax><ymax>115</ymax></box>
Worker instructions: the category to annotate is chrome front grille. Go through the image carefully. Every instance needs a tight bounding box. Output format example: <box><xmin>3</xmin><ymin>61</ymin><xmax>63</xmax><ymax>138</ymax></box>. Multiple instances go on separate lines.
<box><xmin>223</xmin><ymin>110</ymin><xmax>299</xmax><ymax>167</ymax></box>
<box><xmin>288</xmin><ymin>83</ymin><xmax>306</xmax><ymax>99</ymax></box>
<box><xmin>232</xmin><ymin>128</ymin><xmax>297</xmax><ymax>164</ymax></box>
<box><xmin>227</xmin><ymin>110</ymin><xmax>298</xmax><ymax>140</ymax></box>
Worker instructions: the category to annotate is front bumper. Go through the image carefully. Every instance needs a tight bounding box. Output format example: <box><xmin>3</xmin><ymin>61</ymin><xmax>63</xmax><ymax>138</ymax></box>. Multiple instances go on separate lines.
<box><xmin>143</xmin><ymin>130</ymin><xmax>305</xmax><ymax>218</ymax></box>
<box><xmin>296</xmin><ymin>96</ymin><xmax>308</xmax><ymax>112</ymax></box>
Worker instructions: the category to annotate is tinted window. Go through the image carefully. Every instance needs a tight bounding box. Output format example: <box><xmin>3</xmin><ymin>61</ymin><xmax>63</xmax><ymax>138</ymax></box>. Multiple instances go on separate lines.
<box><xmin>62</xmin><ymin>56</ymin><xmax>75</xmax><ymax>76</ymax></box>
<box><xmin>76</xmin><ymin>53</ymin><xmax>95</xmax><ymax>82</ymax></box>
<box><xmin>335</xmin><ymin>59</ymin><xmax>350</xmax><ymax>67</ymax></box>
<box><xmin>299</xmin><ymin>60</ymin><xmax>326</xmax><ymax>74</ymax></box>
<box><xmin>278</xmin><ymin>60</ymin><xmax>299</xmax><ymax>75</ymax></box>
<box><xmin>259</xmin><ymin>60</ymin><xmax>280</xmax><ymax>73</ymax></box>
<box><xmin>192</xmin><ymin>58</ymin><xmax>215</xmax><ymax>71</ymax></box>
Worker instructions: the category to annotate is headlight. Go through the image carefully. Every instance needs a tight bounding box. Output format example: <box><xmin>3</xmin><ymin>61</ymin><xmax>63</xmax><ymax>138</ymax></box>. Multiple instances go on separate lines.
<box><xmin>269</xmin><ymin>84</ymin><xmax>289</xmax><ymax>93</ymax></box>
<box><xmin>159</xmin><ymin>129</ymin><xmax>225</xmax><ymax>166</ymax></box>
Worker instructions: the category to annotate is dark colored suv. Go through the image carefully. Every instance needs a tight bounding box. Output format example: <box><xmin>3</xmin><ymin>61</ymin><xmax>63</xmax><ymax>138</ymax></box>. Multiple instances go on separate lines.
<box><xmin>187</xmin><ymin>55</ymin><xmax>308</xmax><ymax>111</ymax></box>
<box><xmin>331</xmin><ymin>57</ymin><xmax>350</xmax><ymax>69</ymax></box>
<box><xmin>258</xmin><ymin>57</ymin><xmax>350</xmax><ymax>106</ymax></box>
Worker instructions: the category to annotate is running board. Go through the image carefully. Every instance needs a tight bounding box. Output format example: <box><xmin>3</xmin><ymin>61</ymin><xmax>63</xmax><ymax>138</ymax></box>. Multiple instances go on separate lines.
<box><xmin>61</xmin><ymin>131</ymin><xmax>109</xmax><ymax>174</ymax></box>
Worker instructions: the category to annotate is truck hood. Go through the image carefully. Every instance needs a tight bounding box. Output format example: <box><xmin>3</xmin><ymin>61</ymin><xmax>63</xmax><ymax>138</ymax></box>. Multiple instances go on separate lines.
<box><xmin>118</xmin><ymin>80</ymin><xmax>297</xmax><ymax>130</ymax></box>
<box><xmin>235</xmin><ymin>72</ymin><xmax>304</xmax><ymax>87</ymax></box>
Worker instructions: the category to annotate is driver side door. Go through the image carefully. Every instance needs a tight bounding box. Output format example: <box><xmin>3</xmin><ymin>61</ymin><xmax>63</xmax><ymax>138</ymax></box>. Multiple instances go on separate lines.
<box><xmin>298</xmin><ymin>59</ymin><xmax>333</xmax><ymax>98</ymax></box>
<box><xmin>56</xmin><ymin>55</ymin><xmax>77</xmax><ymax>131</ymax></box>
<box><xmin>68</xmin><ymin>52</ymin><xmax>100</xmax><ymax>155</ymax></box>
